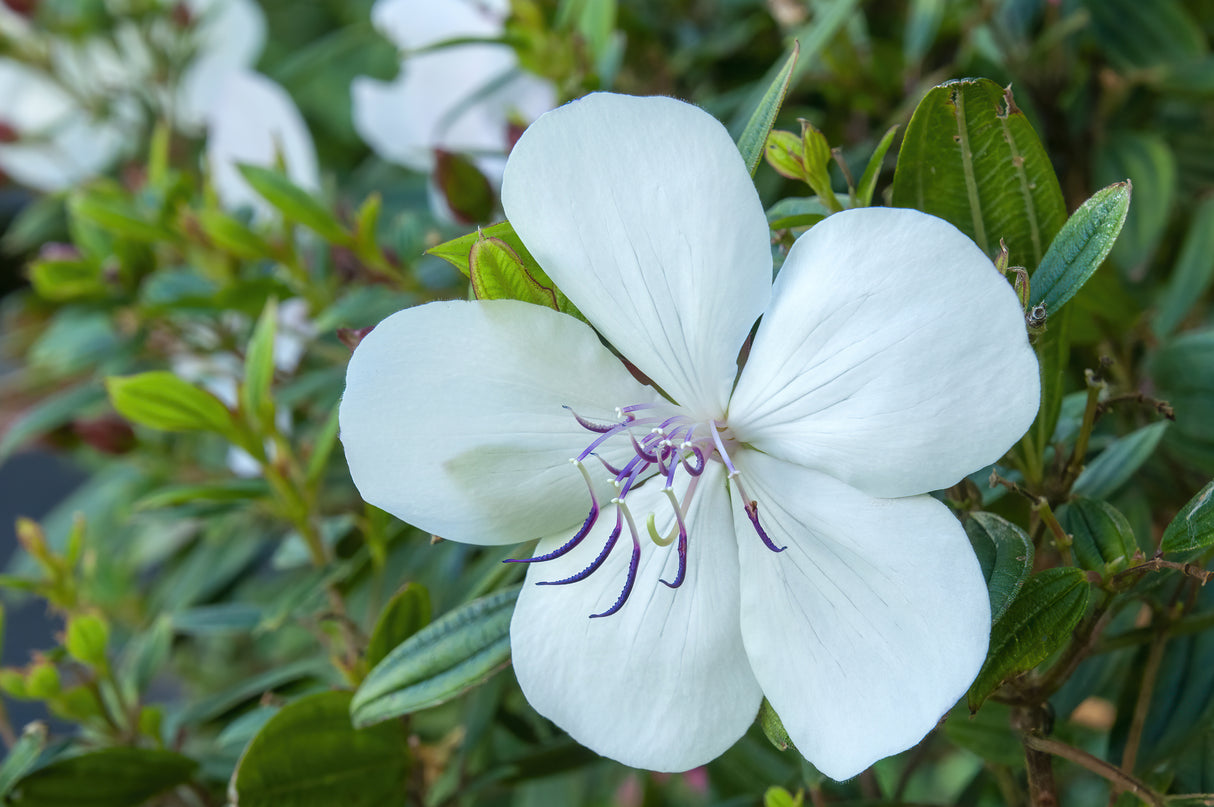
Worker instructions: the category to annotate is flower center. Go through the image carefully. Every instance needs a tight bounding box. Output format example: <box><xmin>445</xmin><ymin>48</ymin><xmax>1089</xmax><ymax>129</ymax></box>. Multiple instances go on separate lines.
<box><xmin>508</xmin><ymin>402</ymin><xmax>784</xmax><ymax>618</ymax></box>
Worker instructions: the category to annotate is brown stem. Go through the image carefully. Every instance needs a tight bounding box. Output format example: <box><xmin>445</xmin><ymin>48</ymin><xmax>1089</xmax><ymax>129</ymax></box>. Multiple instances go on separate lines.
<box><xmin>1035</xmin><ymin>497</ymin><xmax>1074</xmax><ymax>566</ymax></box>
<box><xmin>1113</xmin><ymin>616</ymin><xmax>1169</xmax><ymax>802</ymax></box>
<box><xmin>1014</xmin><ymin>705</ymin><xmax>1059</xmax><ymax>807</ymax></box>
<box><xmin>1022</xmin><ymin>734</ymin><xmax>1164</xmax><ymax>807</ymax></box>
<box><xmin>1111</xmin><ymin>558</ymin><xmax>1214</xmax><ymax>587</ymax></box>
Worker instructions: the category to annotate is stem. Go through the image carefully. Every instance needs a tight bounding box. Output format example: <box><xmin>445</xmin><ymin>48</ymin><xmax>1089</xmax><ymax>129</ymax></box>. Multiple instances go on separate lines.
<box><xmin>1022</xmin><ymin>735</ymin><xmax>1164</xmax><ymax>807</ymax></box>
<box><xmin>1114</xmin><ymin>612</ymin><xmax>1169</xmax><ymax>801</ymax></box>
<box><xmin>1062</xmin><ymin>369</ymin><xmax>1106</xmax><ymax>492</ymax></box>
<box><xmin>1035</xmin><ymin>497</ymin><xmax>1074</xmax><ymax>566</ymax></box>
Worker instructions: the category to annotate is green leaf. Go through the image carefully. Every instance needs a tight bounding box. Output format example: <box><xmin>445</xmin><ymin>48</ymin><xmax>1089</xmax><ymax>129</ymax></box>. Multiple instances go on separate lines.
<box><xmin>351</xmin><ymin>585</ymin><xmax>520</xmax><ymax>727</ymax></box>
<box><xmin>1056</xmin><ymin>497</ymin><xmax>1137</xmax><ymax>573</ymax></box>
<box><xmin>1072</xmin><ymin>421</ymin><xmax>1169</xmax><ymax>500</ymax></box>
<box><xmin>964</xmin><ymin>512</ymin><xmax>1035</xmax><ymax>625</ymax></box>
<box><xmin>757</xmin><ymin>698</ymin><xmax>796</xmax><ymax>753</ymax></box>
<box><xmin>365</xmin><ymin>583</ymin><xmax>433</xmax><ymax>670</ymax></box>
<box><xmin>231</xmin><ymin>691</ymin><xmax>409</xmax><ymax>807</ymax></box>
<box><xmin>64</xmin><ymin>614</ymin><xmax>109</xmax><ymax>668</ymax></box>
<box><xmin>736</xmin><ymin>42</ymin><xmax>799</xmax><ymax>177</ymax></box>
<box><xmin>9</xmin><ymin>747</ymin><xmax>196</xmax><ymax>807</ymax></box>
<box><xmin>855</xmin><ymin>125</ymin><xmax>899</xmax><ymax>207</ymax></box>
<box><xmin>0</xmin><ymin>723</ymin><xmax>47</xmax><ymax>800</ymax></box>
<box><xmin>1028</xmin><ymin>182</ymin><xmax>1131</xmax><ymax>314</ymax></box>
<box><xmin>1093</xmin><ymin>132</ymin><xmax>1175</xmax><ymax>275</ymax></box>
<box><xmin>133</xmin><ymin>479</ymin><xmax>270</xmax><ymax>511</ymax></box>
<box><xmin>1153</xmin><ymin>196</ymin><xmax>1214</xmax><ymax>339</ymax></box>
<box><xmin>891</xmin><ymin>78</ymin><xmax>1066</xmax><ymax>268</ymax></box>
<box><xmin>469</xmin><ymin>236</ymin><xmax>558</xmax><ymax>309</ymax></box>
<box><xmin>196</xmin><ymin>209</ymin><xmax>271</xmax><ymax>260</ymax></box>
<box><xmin>1161</xmin><ymin>479</ymin><xmax>1214</xmax><ymax>554</ymax></box>
<box><xmin>0</xmin><ymin>383</ymin><xmax>107</xmax><ymax>462</ymax></box>
<box><xmin>764</xmin><ymin>130</ymin><xmax>808</xmax><ymax>181</ymax></box>
<box><xmin>943</xmin><ymin>702</ymin><xmax>1024</xmax><ymax>768</ymax></box>
<box><xmin>68</xmin><ymin>191</ymin><xmax>174</xmax><ymax>244</ymax></box>
<box><xmin>967</xmin><ymin>567</ymin><xmax>1090</xmax><ymax>711</ymax></box>
<box><xmin>427</xmin><ymin>221</ymin><xmax>522</xmax><ymax>277</ymax></box>
<box><xmin>105</xmin><ymin>372</ymin><xmax>241</xmax><ymax>442</ymax></box>
<box><xmin>763</xmin><ymin>786</ymin><xmax>803</xmax><ymax>807</ymax></box>
<box><xmin>241</xmin><ymin>298</ymin><xmax>279</xmax><ymax>432</ymax></box>
<box><xmin>237</xmin><ymin>164</ymin><xmax>349</xmax><ymax>243</ymax></box>
<box><xmin>28</xmin><ymin>259</ymin><xmax>107</xmax><ymax>301</ymax></box>
<box><xmin>1081</xmin><ymin>0</ymin><xmax>1207</xmax><ymax>71</ymax></box>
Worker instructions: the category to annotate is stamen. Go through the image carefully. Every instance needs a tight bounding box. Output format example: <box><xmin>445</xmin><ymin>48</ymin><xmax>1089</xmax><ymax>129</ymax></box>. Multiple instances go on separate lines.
<box><xmin>506</xmin><ymin>459</ymin><xmax>598</xmax><ymax>565</ymax></box>
<box><xmin>658</xmin><ymin>486</ymin><xmax>689</xmax><ymax>588</ymax></box>
<box><xmin>536</xmin><ymin>517</ymin><xmax>623</xmax><ymax>586</ymax></box>
<box><xmin>563</xmin><ymin>405</ymin><xmax>618</xmax><ymax>433</ymax></box>
<box><xmin>745</xmin><ymin>499</ymin><xmax>786</xmax><ymax>553</ymax></box>
<box><xmin>646</xmin><ymin>512</ymin><xmax>678</xmax><ymax>546</ymax></box>
<box><xmin>591</xmin><ymin>524</ymin><xmax>640</xmax><ymax>619</ymax></box>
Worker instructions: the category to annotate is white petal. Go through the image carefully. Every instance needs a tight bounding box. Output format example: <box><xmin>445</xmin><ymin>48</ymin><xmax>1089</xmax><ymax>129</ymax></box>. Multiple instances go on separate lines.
<box><xmin>203</xmin><ymin>71</ymin><xmax>319</xmax><ymax>218</ymax></box>
<box><xmin>176</xmin><ymin>0</ymin><xmax>267</xmax><ymax>129</ymax></box>
<box><xmin>511</xmin><ymin>462</ymin><xmax>761</xmax><ymax>771</ymax></box>
<box><xmin>339</xmin><ymin>300</ymin><xmax>659</xmax><ymax>545</ymax></box>
<box><xmin>730</xmin><ymin>450</ymin><xmax>990</xmax><ymax>781</ymax></box>
<box><xmin>0</xmin><ymin>59</ymin><xmax>131</xmax><ymax>190</ymax></box>
<box><xmin>501</xmin><ymin>93</ymin><xmax>772</xmax><ymax>418</ymax></box>
<box><xmin>729</xmin><ymin>207</ymin><xmax>1040</xmax><ymax>499</ymax></box>
<box><xmin>371</xmin><ymin>0</ymin><xmax>504</xmax><ymax>51</ymax></box>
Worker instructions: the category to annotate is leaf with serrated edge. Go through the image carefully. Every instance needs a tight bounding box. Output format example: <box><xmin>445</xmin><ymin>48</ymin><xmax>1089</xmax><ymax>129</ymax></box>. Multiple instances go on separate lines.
<box><xmin>967</xmin><ymin>567</ymin><xmax>1090</xmax><ymax>711</ymax></box>
<box><xmin>964</xmin><ymin>512</ymin><xmax>1034</xmax><ymax>625</ymax></box>
<box><xmin>1029</xmin><ymin>182</ymin><xmax>1131</xmax><ymax>313</ymax></box>
<box><xmin>1162</xmin><ymin>479</ymin><xmax>1214</xmax><ymax>554</ymax></box>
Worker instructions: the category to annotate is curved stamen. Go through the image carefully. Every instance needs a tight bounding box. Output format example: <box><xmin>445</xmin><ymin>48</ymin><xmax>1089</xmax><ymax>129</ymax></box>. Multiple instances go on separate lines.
<box><xmin>563</xmin><ymin>405</ymin><xmax>618</xmax><ymax>433</ymax></box>
<box><xmin>745</xmin><ymin>499</ymin><xmax>786</xmax><ymax>553</ymax></box>
<box><xmin>536</xmin><ymin>517</ymin><xmax>623</xmax><ymax>586</ymax></box>
<box><xmin>681</xmin><ymin>445</ymin><xmax>706</xmax><ymax>476</ymax></box>
<box><xmin>506</xmin><ymin>459</ymin><xmax>599</xmax><ymax>564</ymax></box>
<box><xmin>591</xmin><ymin>526</ymin><xmax>641</xmax><ymax>618</ymax></box>
<box><xmin>629</xmin><ymin>431</ymin><xmax>660</xmax><ymax>463</ymax></box>
<box><xmin>659</xmin><ymin>486</ymin><xmax>689</xmax><ymax>588</ymax></box>
<box><xmin>646</xmin><ymin>511</ymin><xmax>678</xmax><ymax>546</ymax></box>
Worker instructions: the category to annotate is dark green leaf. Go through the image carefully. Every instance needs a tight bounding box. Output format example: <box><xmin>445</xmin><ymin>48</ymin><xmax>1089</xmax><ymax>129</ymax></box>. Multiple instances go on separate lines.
<box><xmin>365</xmin><ymin>583</ymin><xmax>433</xmax><ymax>670</ymax></box>
<box><xmin>9</xmin><ymin>748</ymin><xmax>195</xmax><ymax>807</ymax></box>
<box><xmin>0</xmin><ymin>723</ymin><xmax>47</xmax><ymax>800</ymax></box>
<box><xmin>171</xmin><ymin>603</ymin><xmax>263</xmax><ymax>635</ymax></box>
<box><xmin>1093</xmin><ymin>132</ymin><xmax>1176</xmax><ymax>275</ymax></box>
<box><xmin>133</xmin><ymin>479</ymin><xmax>270</xmax><ymax>511</ymax></box>
<box><xmin>943</xmin><ymin>702</ymin><xmax>1024</xmax><ymax>767</ymax></box>
<box><xmin>238</xmin><ymin>165</ymin><xmax>349</xmax><ymax>243</ymax></box>
<box><xmin>967</xmin><ymin>567</ymin><xmax>1090</xmax><ymax>711</ymax></box>
<box><xmin>1161</xmin><ymin>479</ymin><xmax>1214</xmax><ymax>554</ymax></box>
<box><xmin>964</xmin><ymin>511</ymin><xmax>1035</xmax><ymax>625</ymax></box>
<box><xmin>351</xmin><ymin>585</ymin><xmax>520</xmax><ymax>727</ymax></box>
<box><xmin>1153</xmin><ymin>196</ymin><xmax>1214</xmax><ymax>339</ymax></box>
<box><xmin>1072</xmin><ymin>421</ymin><xmax>1168</xmax><ymax>500</ymax></box>
<box><xmin>1081</xmin><ymin>0</ymin><xmax>1207</xmax><ymax>71</ymax></box>
<box><xmin>891</xmin><ymin>78</ymin><xmax>1066</xmax><ymax>268</ymax></box>
<box><xmin>231</xmin><ymin>691</ymin><xmax>409</xmax><ymax>807</ymax></box>
<box><xmin>1056</xmin><ymin>497</ymin><xmax>1137</xmax><ymax>573</ymax></box>
<box><xmin>428</xmin><ymin>221</ymin><xmax>523</xmax><ymax>276</ymax></box>
<box><xmin>1028</xmin><ymin>182</ymin><xmax>1131</xmax><ymax>314</ymax></box>
<box><xmin>736</xmin><ymin>43</ymin><xmax>799</xmax><ymax>177</ymax></box>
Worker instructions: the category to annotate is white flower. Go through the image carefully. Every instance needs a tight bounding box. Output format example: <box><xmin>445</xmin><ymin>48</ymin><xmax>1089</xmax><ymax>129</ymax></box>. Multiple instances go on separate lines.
<box><xmin>351</xmin><ymin>0</ymin><xmax>556</xmax><ymax>179</ymax></box>
<box><xmin>0</xmin><ymin>0</ymin><xmax>316</xmax><ymax>209</ymax></box>
<box><xmin>338</xmin><ymin>93</ymin><xmax>1040</xmax><ymax>779</ymax></box>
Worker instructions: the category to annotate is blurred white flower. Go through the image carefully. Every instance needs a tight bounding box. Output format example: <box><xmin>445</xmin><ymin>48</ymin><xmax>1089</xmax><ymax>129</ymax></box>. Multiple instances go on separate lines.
<box><xmin>351</xmin><ymin>0</ymin><xmax>556</xmax><ymax>186</ymax></box>
<box><xmin>0</xmin><ymin>0</ymin><xmax>317</xmax><ymax>211</ymax></box>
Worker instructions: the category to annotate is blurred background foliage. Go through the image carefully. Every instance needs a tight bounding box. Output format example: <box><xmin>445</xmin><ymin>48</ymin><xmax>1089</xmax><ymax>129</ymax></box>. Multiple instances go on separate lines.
<box><xmin>0</xmin><ymin>0</ymin><xmax>1213</xmax><ymax>805</ymax></box>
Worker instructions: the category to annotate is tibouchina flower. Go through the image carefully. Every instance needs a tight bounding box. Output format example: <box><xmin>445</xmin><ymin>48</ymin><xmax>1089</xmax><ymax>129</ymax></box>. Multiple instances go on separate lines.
<box><xmin>351</xmin><ymin>0</ymin><xmax>556</xmax><ymax>179</ymax></box>
<box><xmin>339</xmin><ymin>93</ymin><xmax>1040</xmax><ymax>779</ymax></box>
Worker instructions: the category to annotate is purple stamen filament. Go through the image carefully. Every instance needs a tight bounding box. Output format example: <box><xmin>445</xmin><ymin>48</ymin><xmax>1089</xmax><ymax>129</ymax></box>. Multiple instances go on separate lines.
<box><xmin>515</xmin><ymin>404</ymin><xmax>781</xmax><ymax>617</ymax></box>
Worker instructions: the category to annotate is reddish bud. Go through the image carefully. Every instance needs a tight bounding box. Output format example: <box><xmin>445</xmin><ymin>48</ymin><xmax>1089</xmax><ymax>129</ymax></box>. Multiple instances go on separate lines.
<box><xmin>337</xmin><ymin>326</ymin><xmax>375</xmax><ymax>351</ymax></box>
<box><xmin>73</xmin><ymin>416</ymin><xmax>136</xmax><ymax>455</ymax></box>
<box><xmin>0</xmin><ymin>121</ymin><xmax>20</xmax><ymax>144</ymax></box>
<box><xmin>1</xmin><ymin>0</ymin><xmax>37</xmax><ymax>17</ymax></box>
